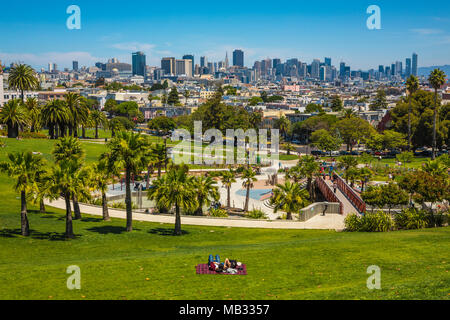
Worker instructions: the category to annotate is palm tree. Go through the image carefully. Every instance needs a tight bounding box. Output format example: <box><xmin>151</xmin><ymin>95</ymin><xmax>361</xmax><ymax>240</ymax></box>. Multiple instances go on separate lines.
<box><xmin>270</xmin><ymin>181</ymin><xmax>310</xmax><ymax>220</ymax></box>
<box><xmin>183</xmin><ymin>90</ymin><xmax>190</xmax><ymax>106</ymax></box>
<box><xmin>24</xmin><ymin>97</ymin><xmax>41</xmax><ymax>133</ymax></box>
<box><xmin>241</xmin><ymin>168</ymin><xmax>257</xmax><ymax>212</ymax></box>
<box><xmin>192</xmin><ymin>175</ymin><xmax>220</xmax><ymax>215</ymax></box>
<box><xmin>106</xmin><ymin>131</ymin><xmax>150</xmax><ymax>232</ymax></box>
<box><xmin>52</xmin><ymin>137</ymin><xmax>85</xmax><ymax>219</ymax></box>
<box><xmin>148</xmin><ymin>165</ymin><xmax>197</xmax><ymax>235</ymax></box>
<box><xmin>428</xmin><ymin>69</ymin><xmax>446</xmax><ymax>159</ymax></box>
<box><xmin>151</xmin><ymin>143</ymin><xmax>167</xmax><ymax>177</ymax></box>
<box><xmin>7</xmin><ymin>64</ymin><xmax>39</xmax><ymax>103</ymax></box>
<box><xmin>64</xmin><ymin>93</ymin><xmax>89</xmax><ymax>138</ymax></box>
<box><xmin>90</xmin><ymin>159</ymin><xmax>117</xmax><ymax>221</ymax></box>
<box><xmin>33</xmin><ymin>169</ymin><xmax>53</xmax><ymax>214</ymax></box>
<box><xmin>298</xmin><ymin>155</ymin><xmax>320</xmax><ymax>199</ymax></box>
<box><xmin>109</xmin><ymin>118</ymin><xmax>124</xmax><ymax>138</ymax></box>
<box><xmin>0</xmin><ymin>99</ymin><xmax>29</xmax><ymax>138</ymax></box>
<box><xmin>50</xmin><ymin>160</ymin><xmax>90</xmax><ymax>239</ymax></box>
<box><xmin>221</xmin><ymin>170</ymin><xmax>237</xmax><ymax>208</ymax></box>
<box><xmin>358</xmin><ymin>167</ymin><xmax>373</xmax><ymax>192</ymax></box>
<box><xmin>276</xmin><ymin>116</ymin><xmax>290</xmax><ymax>140</ymax></box>
<box><xmin>405</xmin><ymin>75</ymin><xmax>419</xmax><ymax>151</ymax></box>
<box><xmin>42</xmin><ymin>99</ymin><xmax>69</xmax><ymax>139</ymax></box>
<box><xmin>0</xmin><ymin>152</ymin><xmax>46</xmax><ymax>236</ymax></box>
<box><xmin>90</xmin><ymin>110</ymin><xmax>108</xmax><ymax>139</ymax></box>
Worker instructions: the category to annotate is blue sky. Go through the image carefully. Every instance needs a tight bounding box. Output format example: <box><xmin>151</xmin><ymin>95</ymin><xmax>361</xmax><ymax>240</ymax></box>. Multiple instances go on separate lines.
<box><xmin>1</xmin><ymin>0</ymin><xmax>450</xmax><ymax>70</ymax></box>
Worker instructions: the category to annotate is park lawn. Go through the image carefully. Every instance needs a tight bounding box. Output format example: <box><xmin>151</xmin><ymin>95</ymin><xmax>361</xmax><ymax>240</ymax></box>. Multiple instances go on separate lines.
<box><xmin>0</xmin><ymin>171</ymin><xmax>449</xmax><ymax>300</ymax></box>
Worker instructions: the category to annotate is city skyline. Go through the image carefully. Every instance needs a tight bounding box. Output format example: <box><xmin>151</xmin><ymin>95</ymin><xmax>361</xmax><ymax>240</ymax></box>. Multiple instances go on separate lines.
<box><xmin>1</xmin><ymin>1</ymin><xmax>450</xmax><ymax>70</ymax></box>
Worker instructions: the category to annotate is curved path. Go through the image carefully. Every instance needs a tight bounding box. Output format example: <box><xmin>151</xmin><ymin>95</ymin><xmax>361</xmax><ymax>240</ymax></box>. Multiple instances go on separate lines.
<box><xmin>45</xmin><ymin>198</ymin><xmax>345</xmax><ymax>230</ymax></box>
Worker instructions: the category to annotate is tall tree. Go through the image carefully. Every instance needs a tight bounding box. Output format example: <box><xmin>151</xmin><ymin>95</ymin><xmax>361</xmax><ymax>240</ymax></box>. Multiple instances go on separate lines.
<box><xmin>298</xmin><ymin>155</ymin><xmax>320</xmax><ymax>198</ymax></box>
<box><xmin>0</xmin><ymin>152</ymin><xmax>46</xmax><ymax>236</ymax></box>
<box><xmin>7</xmin><ymin>64</ymin><xmax>39</xmax><ymax>103</ymax></box>
<box><xmin>405</xmin><ymin>75</ymin><xmax>420</xmax><ymax>150</ymax></box>
<box><xmin>241</xmin><ymin>168</ymin><xmax>257</xmax><ymax>212</ymax></box>
<box><xmin>90</xmin><ymin>110</ymin><xmax>108</xmax><ymax>139</ymax></box>
<box><xmin>24</xmin><ymin>97</ymin><xmax>41</xmax><ymax>133</ymax></box>
<box><xmin>0</xmin><ymin>99</ymin><xmax>28</xmax><ymax>138</ymax></box>
<box><xmin>42</xmin><ymin>100</ymin><xmax>69</xmax><ymax>139</ymax></box>
<box><xmin>148</xmin><ymin>165</ymin><xmax>197</xmax><ymax>235</ymax></box>
<box><xmin>105</xmin><ymin>131</ymin><xmax>150</xmax><ymax>231</ymax></box>
<box><xmin>221</xmin><ymin>170</ymin><xmax>237</xmax><ymax>208</ymax></box>
<box><xmin>192</xmin><ymin>176</ymin><xmax>219</xmax><ymax>215</ymax></box>
<box><xmin>428</xmin><ymin>69</ymin><xmax>447</xmax><ymax>159</ymax></box>
<box><xmin>270</xmin><ymin>181</ymin><xmax>310</xmax><ymax>220</ymax></box>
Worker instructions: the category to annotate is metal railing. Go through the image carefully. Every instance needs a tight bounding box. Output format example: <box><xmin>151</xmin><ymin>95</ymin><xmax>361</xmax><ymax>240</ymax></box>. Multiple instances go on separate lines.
<box><xmin>315</xmin><ymin>177</ymin><xmax>344</xmax><ymax>215</ymax></box>
<box><xmin>333</xmin><ymin>174</ymin><xmax>366</xmax><ymax>214</ymax></box>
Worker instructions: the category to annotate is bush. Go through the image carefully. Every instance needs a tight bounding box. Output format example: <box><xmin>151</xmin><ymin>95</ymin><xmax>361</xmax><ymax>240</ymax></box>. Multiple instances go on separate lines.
<box><xmin>245</xmin><ymin>209</ymin><xmax>268</xmax><ymax>220</ymax></box>
<box><xmin>20</xmin><ymin>132</ymin><xmax>48</xmax><ymax>139</ymax></box>
<box><xmin>345</xmin><ymin>211</ymin><xmax>394</xmax><ymax>232</ymax></box>
<box><xmin>394</xmin><ymin>208</ymin><xmax>428</xmax><ymax>230</ymax></box>
<box><xmin>208</xmin><ymin>208</ymin><xmax>229</xmax><ymax>218</ymax></box>
<box><xmin>110</xmin><ymin>201</ymin><xmax>137</xmax><ymax>210</ymax></box>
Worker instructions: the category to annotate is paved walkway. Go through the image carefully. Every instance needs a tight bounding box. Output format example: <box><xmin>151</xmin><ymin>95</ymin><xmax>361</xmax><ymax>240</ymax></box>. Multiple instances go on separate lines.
<box><xmin>324</xmin><ymin>178</ymin><xmax>359</xmax><ymax>215</ymax></box>
<box><xmin>45</xmin><ymin>198</ymin><xmax>345</xmax><ymax>230</ymax></box>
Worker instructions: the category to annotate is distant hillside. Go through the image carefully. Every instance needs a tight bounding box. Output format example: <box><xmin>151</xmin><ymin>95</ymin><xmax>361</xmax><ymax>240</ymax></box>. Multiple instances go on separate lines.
<box><xmin>418</xmin><ymin>65</ymin><xmax>450</xmax><ymax>77</ymax></box>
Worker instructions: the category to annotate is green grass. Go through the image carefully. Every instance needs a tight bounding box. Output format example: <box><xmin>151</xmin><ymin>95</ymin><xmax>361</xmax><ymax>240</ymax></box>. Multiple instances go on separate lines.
<box><xmin>0</xmin><ymin>139</ymin><xmax>449</xmax><ymax>300</ymax></box>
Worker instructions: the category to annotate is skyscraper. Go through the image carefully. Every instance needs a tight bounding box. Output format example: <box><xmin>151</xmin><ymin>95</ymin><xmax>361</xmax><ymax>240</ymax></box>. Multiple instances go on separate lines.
<box><xmin>161</xmin><ymin>57</ymin><xmax>176</xmax><ymax>75</ymax></box>
<box><xmin>176</xmin><ymin>59</ymin><xmax>193</xmax><ymax>77</ymax></box>
<box><xmin>324</xmin><ymin>57</ymin><xmax>332</xmax><ymax>67</ymax></box>
<box><xmin>132</xmin><ymin>52</ymin><xmax>146</xmax><ymax>77</ymax></box>
<box><xmin>182</xmin><ymin>54</ymin><xmax>195</xmax><ymax>77</ymax></box>
<box><xmin>412</xmin><ymin>53</ymin><xmax>418</xmax><ymax>76</ymax></box>
<box><xmin>72</xmin><ymin>61</ymin><xmax>79</xmax><ymax>71</ymax></box>
<box><xmin>225</xmin><ymin>52</ymin><xmax>229</xmax><ymax>70</ymax></box>
<box><xmin>233</xmin><ymin>49</ymin><xmax>244</xmax><ymax>67</ymax></box>
<box><xmin>200</xmin><ymin>56</ymin><xmax>207</xmax><ymax>68</ymax></box>
<box><xmin>405</xmin><ymin>58</ymin><xmax>411</xmax><ymax>78</ymax></box>
<box><xmin>339</xmin><ymin>62</ymin><xmax>346</xmax><ymax>80</ymax></box>
<box><xmin>311</xmin><ymin>59</ymin><xmax>321</xmax><ymax>79</ymax></box>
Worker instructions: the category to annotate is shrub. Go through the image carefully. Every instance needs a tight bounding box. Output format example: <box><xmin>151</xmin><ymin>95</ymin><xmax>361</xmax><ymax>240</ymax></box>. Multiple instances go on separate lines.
<box><xmin>110</xmin><ymin>201</ymin><xmax>137</xmax><ymax>210</ymax></box>
<box><xmin>19</xmin><ymin>132</ymin><xmax>48</xmax><ymax>139</ymax></box>
<box><xmin>345</xmin><ymin>211</ymin><xmax>394</xmax><ymax>232</ymax></box>
<box><xmin>208</xmin><ymin>208</ymin><xmax>228</xmax><ymax>218</ymax></box>
<box><xmin>245</xmin><ymin>209</ymin><xmax>268</xmax><ymax>220</ymax></box>
<box><xmin>394</xmin><ymin>208</ymin><xmax>428</xmax><ymax>230</ymax></box>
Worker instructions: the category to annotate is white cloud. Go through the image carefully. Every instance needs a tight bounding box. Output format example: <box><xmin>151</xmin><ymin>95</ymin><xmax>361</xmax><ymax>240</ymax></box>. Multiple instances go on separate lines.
<box><xmin>111</xmin><ymin>42</ymin><xmax>155</xmax><ymax>52</ymax></box>
<box><xmin>0</xmin><ymin>51</ymin><xmax>103</xmax><ymax>69</ymax></box>
<box><xmin>411</xmin><ymin>28</ymin><xmax>443</xmax><ymax>35</ymax></box>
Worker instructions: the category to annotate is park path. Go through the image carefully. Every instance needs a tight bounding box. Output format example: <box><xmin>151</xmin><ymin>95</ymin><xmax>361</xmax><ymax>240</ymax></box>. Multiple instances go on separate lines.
<box><xmin>324</xmin><ymin>178</ymin><xmax>359</xmax><ymax>215</ymax></box>
<box><xmin>45</xmin><ymin>198</ymin><xmax>345</xmax><ymax>230</ymax></box>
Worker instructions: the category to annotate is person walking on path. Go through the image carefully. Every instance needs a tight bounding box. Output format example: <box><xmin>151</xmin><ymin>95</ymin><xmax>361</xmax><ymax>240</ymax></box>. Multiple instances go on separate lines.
<box><xmin>333</xmin><ymin>182</ymin><xmax>337</xmax><ymax>194</ymax></box>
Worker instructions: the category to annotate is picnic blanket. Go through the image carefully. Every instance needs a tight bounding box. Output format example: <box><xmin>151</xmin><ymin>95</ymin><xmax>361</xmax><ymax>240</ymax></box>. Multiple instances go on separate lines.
<box><xmin>196</xmin><ymin>264</ymin><xmax>247</xmax><ymax>275</ymax></box>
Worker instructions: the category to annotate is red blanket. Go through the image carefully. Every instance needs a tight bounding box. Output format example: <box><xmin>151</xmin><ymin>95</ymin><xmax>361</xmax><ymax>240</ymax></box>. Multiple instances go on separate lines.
<box><xmin>196</xmin><ymin>264</ymin><xmax>247</xmax><ymax>275</ymax></box>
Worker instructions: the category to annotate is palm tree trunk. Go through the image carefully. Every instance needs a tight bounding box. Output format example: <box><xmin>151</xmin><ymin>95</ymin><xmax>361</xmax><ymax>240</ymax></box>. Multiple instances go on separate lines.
<box><xmin>82</xmin><ymin>126</ymin><xmax>86</xmax><ymax>139</ymax></box>
<box><xmin>408</xmin><ymin>97</ymin><xmax>412</xmax><ymax>151</ymax></box>
<box><xmin>196</xmin><ymin>197</ymin><xmax>204</xmax><ymax>216</ymax></box>
<box><xmin>227</xmin><ymin>186</ymin><xmax>231</xmax><ymax>208</ymax></box>
<box><xmin>432</xmin><ymin>89</ymin><xmax>438</xmax><ymax>160</ymax></box>
<box><xmin>20</xmin><ymin>191</ymin><xmax>30</xmax><ymax>236</ymax></box>
<box><xmin>102</xmin><ymin>192</ymin><xmax>110</xmax><ymax>221</ymax></box>
<box><xmin>125</xmin><ymin>167</ymin><xmax>133</xmax><ymax>232</ymax></box>
<box><xmin>174</xmin><ymin>204</ymin><xmax>182</xmax><ymax>235</ymax></box>
<box><xmin>40</xmin><ymin>198</ymin><xmax>46</xmax><ymax>213</ymax></box>
<box><xmin>65</xmin><ymin>193</ymin><xmax>74</xmax><ymax>239</ymax></box>
<box><xmin>287</xmin><ymin>211</ymin><xmax>293</xmax><ymax>220</ymax></box>
<box><xmin>95</xmin><ymin>125</ymin><xmax>99</xmax><ymax>139</ymax></box>
<box><xmin>244</xmin><ymin>184</ymin><xmax>250</xmax><ymax>212</ymax></box>
<box><xmin>72</xmin><ymin>194</ymin><xmax>81</xmax><ymax>220</ymax></box>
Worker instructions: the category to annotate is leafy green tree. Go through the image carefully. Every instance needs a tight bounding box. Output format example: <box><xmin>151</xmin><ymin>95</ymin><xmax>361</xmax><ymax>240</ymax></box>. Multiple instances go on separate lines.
<box><xmin>305</xmin><ymin>103</ymin><xmax>324</xmax><ymax>114</ymax></box>
<box><xmin>151</xmin><ymin>143</ymin><xmax>168</xmax><ymax>177</ymax></box>
<box><xmin>335</xmin><ymin>117</ymin><xmax>376</xmax><ymax>151</ymax></box>
<box><xmin>148</xmin><ymin>165</ymin><xmax>197</xmax><ymax>235</ymax></box>
<box><xmin>242</xmin><ymin>168</ymin><xmax>257</xmax><ymax>212</ymax></box>
<box><xmin>148</xmin><ymin>116</ymin><xmax>176</xmax><ymax>135</ymax></box>
<box><xmin>0</xmin><ymin>152</ymin><xmax>46</xmax><ymax>236</ymax></box>
<box><xmin>167</xmin><ymin>87</ymin><xmax>180</xmax><ymax>105</ymax></box>
<box><xmin>221</xmin><ymin>170</ymin><xmax>237</xmax><ymax>208</ymax></box>
<box><xmin>248</xmin><ymin>96</ymin><xmax>263</xmax><ymax>106</ymax></box>
<box><xmin>330</xmin><ymin>95</ymin><xmax>343</xmax><ymax>112</ymax></box>
<box><xmin>7</xmin><ymin>64</ymin><xmax>39</xmax><ymax>102</ymax></box>
<box><xmin>428</xmin><ymin>69</ymin><xmax>447</xmax><ymax>159</ymax></box>
<box><xmin>42</xmin><ymin>100</ymin><xmax>70</xmax><ymax>139</ymax></box>
<box><xmin>396</xmin><ymin>151</ymin><xmax>413</xmax><ymax>166</ymax></box>
<box><xmin>0</xmin><ymin>99</ymin><xmax>28</xmax><ymax>138</ymax></box>
<box><xmin>310</xmin><ymin>129</ymin><xmax>342</xmax><ymax>156</ymax></box>
<box><xmin>105</xmin><ymin>131</ymin><xmax>150</xmax><ymax>231</ymax></box>
<box><xmin>370</xmin><ymin>89</ymin><xmax>388</xmax><ymax>111</ymax></box>
<box><xmin>270</xmin><ymin>181</ymin><xmax>310</xmax><ymax>220</ymax></box>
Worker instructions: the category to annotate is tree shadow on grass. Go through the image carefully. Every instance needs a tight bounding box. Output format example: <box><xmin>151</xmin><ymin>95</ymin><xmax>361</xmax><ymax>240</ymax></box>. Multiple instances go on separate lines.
<box><xmin>80</xmin><ymin>217</ymin><xmax>103</xmax><ymax>223</ymax></box>
<box><xmin>87</xmin><ymin>226</ymin><xmax>128</xmax><ymax>234</ymax></box>
<box><xmin>0</xmin><ymin>228</ymin><xmax>74</xmax><ymax>241</ymax></box>
<box><xmin>148</xmin><ymin>227</ymin><xmax>189</xmax><ymax>236</ymax></box>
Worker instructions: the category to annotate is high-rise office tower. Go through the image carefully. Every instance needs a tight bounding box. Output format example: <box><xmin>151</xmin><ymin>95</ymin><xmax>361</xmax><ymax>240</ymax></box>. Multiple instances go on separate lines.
<box><xmin>182</xmin><ymin>54</ymin><xmax>195</xmax><ymax>77</ymax></box>
<box><xmin>200</xmin><ymin>56</ymin><xmax>207</xmax><ymax>68</ymax></box>
<box><xmin>412</xmin><ymin>53</ymin><xmax>418</xmax><ymax>76</ymax></box>
<box><xmin>405</xmin><ymin>58</ymin><xmax>411</xmax><ymax>78</ymax></box>
<box><xmin>378</xmin><ymin>65</ymin><xmax>384</xmax><ymax>75</ymax></box>
<box><xmin>273</xmin><ymin>59</ymin><xmax>281</xmax><ymax>69</ymax></box>
<box><xmin>395</xmin><ymin>61</ymin><xmax>402</xmax><ymax>76</ymax></box>
<box><xmin>391</xmin><ymin>63</ymin><xmax>396</xmax><ymax>76</ymax></box>
<box><xmin>319</xmin><ymin>66</ymin><xmax>327</xmax><ymax>81</ymax></box>
<box><xmin>72</xmin><ymin>61</ymin><xmax>79</xmax><ymax>71</ymax></box>
<box><xmin>176</xmin><ymin>59</ymin><xmax>193</xmax><ymax>77</ymax></box>
<box><xmin>161</xmin><ymin>57</ymin><xmax>176</xmax><ymax>75</ymax></box>
<box><xmin>311</xmin><ymin>59</ymin><xmax>321</xmax><ymax>79</ymax></box>
<box><xmin>324</xmin><ymin>57</ymin><xmax>332</xmax><ymax>67</ymax></box>
<box><xmin>233</xmin><ymin>49</ymin><xmax>244</xmax><ymax>67</ymax></box>
<box><xmin>339</xmin><ymin>62</ymin><xmax>346</xmax><ymax>80</ymax></box>
<box><xmin>132</xmin><ymin>52</ymin><xmax>146</xmax><ymax>76</ymax></box>
<box><xmin>225</xmin><ymin>52</ymin><xmax>229</xmax><ymax>70</ymax></box>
